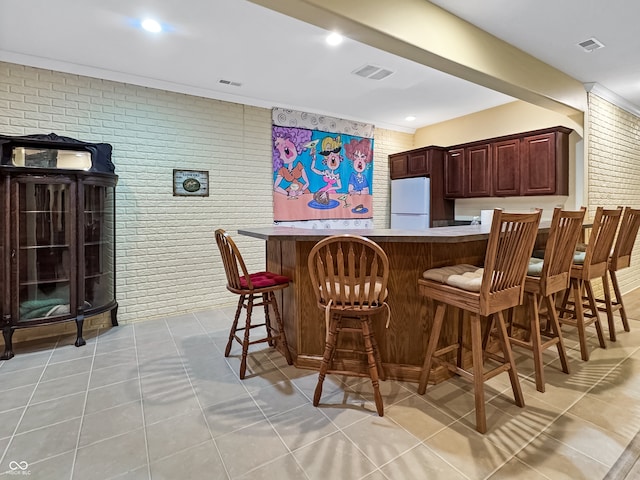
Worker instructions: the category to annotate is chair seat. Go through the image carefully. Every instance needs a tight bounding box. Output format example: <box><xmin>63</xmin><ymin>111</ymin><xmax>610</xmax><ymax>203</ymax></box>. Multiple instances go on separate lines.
<box><xmin>321</xmin><ymin>276</ymin><xmax>387</xmax><ymax>305</ymax></box>
<box><xmin>239</xmin><ymin>271</ymin><xmax>290</xmax><ymax>289</ymax></box>
<box><xmin>572</xmin><ymin>251</ymin><xmax>586</xmax><ymax>265</ymax></box>
<box><xmin>527</xmin><ymin>257</ymin><xmax>544</xmax><ymax>276</ymax></box>
<box><xmin>422</xmin><ymin>264</ymin><xmax>483</xmax><ymax>292</ymax></box>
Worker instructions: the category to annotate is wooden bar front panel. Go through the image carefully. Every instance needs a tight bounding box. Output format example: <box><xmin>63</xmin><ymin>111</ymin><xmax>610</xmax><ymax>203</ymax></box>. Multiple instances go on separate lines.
<box><xmin>266</xmin><ymin>236</ymin><xmax>489</xmax><ymax>383</ymax></box>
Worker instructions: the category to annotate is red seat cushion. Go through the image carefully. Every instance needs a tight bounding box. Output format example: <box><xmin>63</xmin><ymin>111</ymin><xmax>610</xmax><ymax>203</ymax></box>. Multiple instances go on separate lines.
<box><xmin>239</xmin><ymin>271</ymin><xmax>290</xmax><ymax>289</ymax></box>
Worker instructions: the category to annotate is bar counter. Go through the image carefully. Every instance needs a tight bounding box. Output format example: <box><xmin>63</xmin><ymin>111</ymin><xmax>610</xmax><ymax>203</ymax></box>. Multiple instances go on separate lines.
<box><xmin>239</xmin><ymin>224</ymin><xmax>552</xmax><ymax>384</ymax></box>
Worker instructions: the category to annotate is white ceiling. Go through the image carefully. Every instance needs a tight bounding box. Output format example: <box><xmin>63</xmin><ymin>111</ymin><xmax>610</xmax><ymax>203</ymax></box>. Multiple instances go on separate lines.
<box><xmin>0</xmin><ymin>0</ymin><xmax>638</xmax><ymax>133</ymax></box>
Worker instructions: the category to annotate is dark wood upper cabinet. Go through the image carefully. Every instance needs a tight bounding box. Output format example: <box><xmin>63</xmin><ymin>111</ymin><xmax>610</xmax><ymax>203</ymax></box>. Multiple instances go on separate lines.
<box><xmin>520</xmin><ymin>130</ymin><xmax>569</xmax><ymax>196</ymax></box>
<box><xmin>389</xmin><ymin>148</ymin><xmax>434</xmax><ymax>179</ymax></box>
<box><xmin>407</xmin><ymin>150</ymin><xmax>428</xmax><ymax>176</ymax></box>
<box><xmin>440</xmin><ymin>126</ymin><xmax>572</xmax><ymax>198</ymax></box>
<box><xmin>492</xmin><ymin>139</ymin><xmax>520</xmax><ymax>196</ymax></box>
<box><xmin>444</xmin><ymin>148</ymin><xmax>464</xmax><ymax>198</ymax></box>
<box><xmin>466</xmin><ymin>144</ymin><xmax>491</xmax><ymax>197</ymax></box>
<box><xmin>389</xmin><ymin>153</ymin><xmax>409</xmax><ymax>178</ymax></box>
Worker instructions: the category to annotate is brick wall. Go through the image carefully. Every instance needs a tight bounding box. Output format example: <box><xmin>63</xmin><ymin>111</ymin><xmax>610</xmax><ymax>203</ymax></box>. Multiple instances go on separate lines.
<box><xmin>588</xmin><ymin>93</ymin><xmax>640</xmax><ymax>294</ymax></box>
<box><xmin>0</xmin><ymin>62</ymin><xmax>413</xmax><ymax>323</ymax></box>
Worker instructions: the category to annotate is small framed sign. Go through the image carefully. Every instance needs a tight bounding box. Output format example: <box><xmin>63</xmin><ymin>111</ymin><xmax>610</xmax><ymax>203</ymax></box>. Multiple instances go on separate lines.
<box><xmin>173</xmin><ymin>169</ymin><xmax>209</xmax><ymax>196</ymax></box>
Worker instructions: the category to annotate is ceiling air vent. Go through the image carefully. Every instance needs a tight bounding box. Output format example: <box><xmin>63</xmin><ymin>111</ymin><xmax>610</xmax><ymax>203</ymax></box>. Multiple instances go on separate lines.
<box><xmin>577</xmin><ymin>37</ymin><xmax>605</xmax><ymax>53</ymax></box>
<box><xmin>218</xmin><ymin>79</ymin><xmax>242</xmax><ymax>87</ymax></box>
<box><xmin>352</xmin><ymin>64</ymin><xmax>394</xmax><ymax>80</ymax></box>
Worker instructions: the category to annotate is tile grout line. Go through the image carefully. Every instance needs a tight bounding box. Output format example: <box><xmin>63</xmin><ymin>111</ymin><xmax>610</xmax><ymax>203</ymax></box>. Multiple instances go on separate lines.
<box><xmin>132</xmin><ymin>321</ymin><xmax>153</xmax><ymax>480</ymax></box>
<box><xmin>220</xmin><ymin>331</ymin><xmax>317</xmax><ymax>478</ymax></box>
<box><xmin>68</xmin><ymin>332</ymin><xmax>100</xmax><ymax>480</ymax></box>
<box><xmin>0</xmin><ymin>336</ymin><xmax>61</xmax><ymax>473</ymax></box>
<box><xmin>170</xmin><ymin>313</ymin><xmax>234</xmax><ymax>479</ymax></box>
<box><xmin>490</xmin><ymin>340</ymin><xmax>640</xmax><ymax>479</ymax></box>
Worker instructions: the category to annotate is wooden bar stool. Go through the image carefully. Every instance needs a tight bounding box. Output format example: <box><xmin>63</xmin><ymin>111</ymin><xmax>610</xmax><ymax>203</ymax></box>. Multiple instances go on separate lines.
<box><xmin>595</xmin><ymin>207</ymin><xmax>640</xmax><ymax>341</ymax></box>
<box><xmin>507</xmin><ymin>207</ymin><xmax>585</xmax><ymax>392</ymax></box>
<box><xmin>558</xmin><ymin>207</ymin><xmax>622</xmax><ymax>360</ymax></box>
<box><xmin>215</xmin><ymin>229</ymin><xmax>293</xmax><ymax>379</ymax></box>
<box><xmin>307</xmin><ymin>234</ymin><xmax>389</xmax><ymax>416</ymax></box>
<box><xmin>417</xmin><ymin>209</ymin><xmax>541</xmax><ymax>433</ymax></box>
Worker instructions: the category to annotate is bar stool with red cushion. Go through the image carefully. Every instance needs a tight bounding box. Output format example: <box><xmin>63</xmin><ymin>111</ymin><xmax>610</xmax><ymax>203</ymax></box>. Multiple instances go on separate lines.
<box><xmin>417</xmin><ymin>209</ymin><xmax>541</xmax><ymax>433</ymax></box>
<box><xmin>215</xmin><ymin>229</ymin><xmax>293</xmax><ymax>379</ymax></box>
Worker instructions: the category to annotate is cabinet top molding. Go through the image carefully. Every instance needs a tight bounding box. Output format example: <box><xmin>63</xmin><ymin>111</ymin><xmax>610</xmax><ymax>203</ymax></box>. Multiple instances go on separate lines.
<box><xmin>0</xmin><ymin>132</ymin><xmax>115</xmax><ymax>174</ymax></box>
<box><xmin>446</xmin><ymin>126</ymin><xmax>573</xmax><ymax>150</ymax></box>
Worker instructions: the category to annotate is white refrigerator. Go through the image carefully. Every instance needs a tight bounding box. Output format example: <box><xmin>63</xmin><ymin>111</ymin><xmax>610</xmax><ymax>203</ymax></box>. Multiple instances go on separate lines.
<box><xmin>390</xmin><ymin>177</ymin><xmax>430</xmax><ymax>229</ymax></box>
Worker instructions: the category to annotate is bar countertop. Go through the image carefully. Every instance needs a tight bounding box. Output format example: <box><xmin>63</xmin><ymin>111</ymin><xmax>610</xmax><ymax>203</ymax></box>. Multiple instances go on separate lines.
<box><xmin>238</xmin><ymin>222</ymin><xmax>553</xmax><ymax>244</ymax></box>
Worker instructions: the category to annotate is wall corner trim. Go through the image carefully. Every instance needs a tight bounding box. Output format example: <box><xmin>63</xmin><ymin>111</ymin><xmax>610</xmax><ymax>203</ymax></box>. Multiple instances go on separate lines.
<box><xmin>585</xmin><ymin>82</ymin><xmax>640</xmax><ymax>117</ymax></box>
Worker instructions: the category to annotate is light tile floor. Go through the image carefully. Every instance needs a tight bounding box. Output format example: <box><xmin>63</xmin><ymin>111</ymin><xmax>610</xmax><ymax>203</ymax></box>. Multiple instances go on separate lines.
<box><xmin>1</xmin><ymin>293</ymin><xmax>640</xmax><ymax>479</ymax></box>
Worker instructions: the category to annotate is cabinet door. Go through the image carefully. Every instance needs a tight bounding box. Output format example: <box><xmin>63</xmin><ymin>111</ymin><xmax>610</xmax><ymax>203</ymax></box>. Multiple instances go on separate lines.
<box><xmin>13</xmin><ymin>177</ymin><xmax>77</xmax><ymax>324</ymax></box>
<box><xmin>466</xmin><ymin>144</ymin><xmax>491</xmax><ymax>197</ymax></box>
<box><xmin>520</xmin><ymin>132</ymin><xmax>556</xmax><ymax>195</ymax></box>
<box><xmin>492</xmin><ymin>139</ymin><xmax>520</xmax><ymax>196</ymax></box>
<box><xmin>389</xmin><ymin>153</ymin><xmax>408</xmax><ymax>179</ymax></box>
<box><xmin>0</xmin><ymin>176</ymin><xmax>6</xmax><ymax>322</ymax></box>
<box><xmin>407</xmin><ymin>151</ymin><xmax>430</xmax><ymax>176</ymax></box>
<box><xmin>81</xmin><ymin>180</ymin><xmax>117</xmax><ymax>312</ymax></box>
<box><xmin>444</xmin><ymin>148</ymin><xmax>465</xmax><ymax>198</ymax></box>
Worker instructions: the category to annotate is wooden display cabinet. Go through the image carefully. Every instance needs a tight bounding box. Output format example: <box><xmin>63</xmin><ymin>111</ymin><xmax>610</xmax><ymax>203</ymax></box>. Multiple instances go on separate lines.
<box><xmin>0</xmin><ymin>133</ymin><xmax>118</xmax><ymax>359</ymax></box>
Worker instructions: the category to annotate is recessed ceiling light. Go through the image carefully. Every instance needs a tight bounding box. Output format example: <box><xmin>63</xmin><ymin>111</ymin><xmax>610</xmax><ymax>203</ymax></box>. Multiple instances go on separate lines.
<box><xmin>405</xmin><ymin>116</ymin><xmax>416</xmax><ymax>122</ymax></box>
<box><xmin>141</xmin><ymin>18</ymin><xmax>162</xmax><ymax>33</ymax></box>
<box><xmin>326</xmin><ymin>32</ymin><xmax>343</xmax><ymax>46</ymax></box>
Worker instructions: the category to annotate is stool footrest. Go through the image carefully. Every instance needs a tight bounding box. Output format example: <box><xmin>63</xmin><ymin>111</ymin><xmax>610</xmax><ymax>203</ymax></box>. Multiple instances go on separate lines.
<box><xmin>434</xmin><ymin>344</ymin><xmax>459</xmax><ymax>357</ymax></box>
<box><xmin>434</xmin><ymin>357</ymin><xmax>511</xmax><ymax>383</ymax></box>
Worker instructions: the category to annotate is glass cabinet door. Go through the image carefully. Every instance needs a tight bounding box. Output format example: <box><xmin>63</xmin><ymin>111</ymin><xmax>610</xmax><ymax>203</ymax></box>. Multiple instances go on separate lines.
<box><xmin>0</xmin><ymin>177</ymin><xmax>6</xmax><ymax>321</ymax></box>
<box><xmin>15</xmin><ymin>178</ymin><xmax>76</xmax><ymax>323</ymax></box>
<box><xmin>83</xmin><ymin>182</ymin><xmax>116</xmax><ymax>311</ymax></box>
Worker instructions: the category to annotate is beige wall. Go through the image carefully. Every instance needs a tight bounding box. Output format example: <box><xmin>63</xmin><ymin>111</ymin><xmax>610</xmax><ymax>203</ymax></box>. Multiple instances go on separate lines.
<box><xmin>413</xmin><ymin>100</ymin><xmax>583</xmax><ymax>147</ymax></box>
<box><xmin>0</xmin><ymin>61</ymin><xmax>412</xmax><ymax>323</ymax></box>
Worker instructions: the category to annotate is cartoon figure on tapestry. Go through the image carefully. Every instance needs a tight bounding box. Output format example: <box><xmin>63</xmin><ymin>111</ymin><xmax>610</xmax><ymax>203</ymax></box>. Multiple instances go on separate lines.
<box><xmin>272</xmin><ymin>126</ymin><xmax>311</xmax><ymax>199</ymax></box>
<box><xmin>309</xmin><ymin>135</ymin><xmax>343</xmax><ymax>205</ymax></box>
<box><xmin>344</xmin><ymin>137</ymin><xmax>373</xmax><ymax>195</ymax></box>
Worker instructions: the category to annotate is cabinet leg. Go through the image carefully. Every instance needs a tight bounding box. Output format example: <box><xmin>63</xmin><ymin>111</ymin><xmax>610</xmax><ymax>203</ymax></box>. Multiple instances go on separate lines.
<box><xmin>74</xmin><ymin>317</ymin><xmax>86</xmax><ymax>348</ymax></box>
<box><xmin>1</xmin><ymin>326</ymin><xmax>14</xmax><ymax>360</ymax></box>
<box><xmin>110</xmin><ymin>305</ymin><xmax>119</xmax><ymax>326</ymax></box>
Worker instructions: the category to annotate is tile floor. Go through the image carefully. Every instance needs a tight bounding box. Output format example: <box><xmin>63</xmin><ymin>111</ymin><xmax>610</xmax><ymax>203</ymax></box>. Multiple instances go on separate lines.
<box><xmin>1</xmin><ymin>293</ymin><xmax>640</xmax><ymax>480</ymax></box>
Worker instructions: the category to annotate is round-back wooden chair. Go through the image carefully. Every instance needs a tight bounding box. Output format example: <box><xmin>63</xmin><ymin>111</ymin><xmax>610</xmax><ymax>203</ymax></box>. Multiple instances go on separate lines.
<box><xmin>307</xmin><ymin>234</ymin><xmax>390</xmax><ymax>416</ymax></box>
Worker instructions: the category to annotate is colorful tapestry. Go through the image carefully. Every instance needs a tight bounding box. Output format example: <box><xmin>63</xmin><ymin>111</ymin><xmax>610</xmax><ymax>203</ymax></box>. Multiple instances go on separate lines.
<box><xmin>272</xmin><ymin>108</ymin><xmax>374</xmax><ymax>223</ymax></box>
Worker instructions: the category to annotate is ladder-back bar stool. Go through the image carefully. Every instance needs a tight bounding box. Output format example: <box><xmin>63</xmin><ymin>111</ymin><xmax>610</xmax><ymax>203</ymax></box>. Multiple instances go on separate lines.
<box><xmin>508</xmin><ymin>207</ymin><xmax>585</xmax><ymax>392</ymax></box>
<box><xmin>417</xmin><ymin>209</ymin><xmax>541</xmax><ymax>433</ymax></box>
<box><xmin>307</xmin><ymin>234</ymin><xmax>390</xmax><ymax>416</ymax></box>
<box><xmin>596</xmin><ymin>207</ymin><xmax>640</xmax><ymax>341</ymax></box>
<box><xmin>558</xmin><ymin>207</ymin><xmax>622</xmax><ymax>361</ymax></box>
<box><xmin>215</xmin><ymin>229</ymin><xmax>293</xmax><ymax>379</ymax></box>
